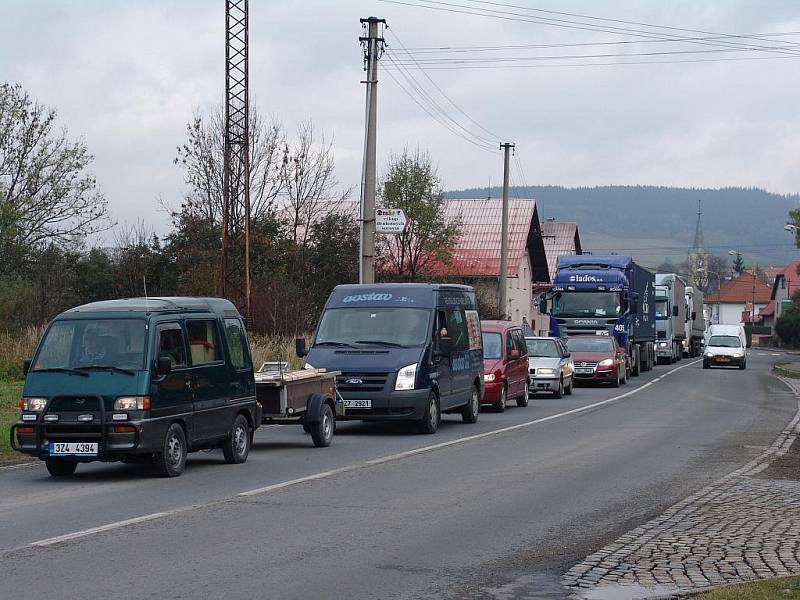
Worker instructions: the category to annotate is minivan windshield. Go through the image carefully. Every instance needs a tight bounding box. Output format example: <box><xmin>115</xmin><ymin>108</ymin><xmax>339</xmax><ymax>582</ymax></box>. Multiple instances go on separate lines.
<box><xmin>708</xmin><ymin>335</ymin><xmax>742</xmax><ymax>348</ymax></box>
<box><xmin>526</xmin><ymin>338</ymin><xmax>560</xmax><ymax>358</ymax></box>
<box><xmin>315</xmin><ymin>307</ymin><xmax>430</xmax><ymax>349</ymax></box>
<box><xmin>32</xmin><ymin>319</ymin><xmax>148</xmax><ymax>372</ymax></box>
<box><xmin>552</xmin><ymin>292</ymin><xmax>622</xmax><ymax>318</ymax></box>
<box><xmin>566</xmin><ymin>337</ymin><xmax>615</xmax><ymax>353</ymax></box>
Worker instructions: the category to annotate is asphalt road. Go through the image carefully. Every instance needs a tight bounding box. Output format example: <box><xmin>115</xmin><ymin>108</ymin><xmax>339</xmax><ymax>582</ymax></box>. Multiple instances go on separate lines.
<box><xmin>0</xmin><ymin>350</ymin><xmax>796</xmax><ymax>600</ymax></box>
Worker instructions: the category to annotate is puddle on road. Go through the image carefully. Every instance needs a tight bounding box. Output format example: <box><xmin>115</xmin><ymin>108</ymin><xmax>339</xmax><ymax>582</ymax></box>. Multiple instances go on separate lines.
<box><xmin>578</xmin><ymin>583</ymin><xmax>681</xmax><ymax>600</ymax></box>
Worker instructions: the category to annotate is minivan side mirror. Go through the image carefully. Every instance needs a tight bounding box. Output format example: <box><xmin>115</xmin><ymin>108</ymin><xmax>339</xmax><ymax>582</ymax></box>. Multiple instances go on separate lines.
<box><xmin>538</xmin><ymin>294</ymin><xmax>548</xmax><ymax>315</ymax></box>
<box><xmin>22</xmin><ymin>358</ymin><xmax>31</xmax><ymax>376</ymax></box>
<box><xmin>156</xmin><ymin>356</ymin><xmax>172</xmax><ymax>376</ymax></box>
<box><xmin>672</xmin><ymin>305</ymin><xmax>679</xmax><ymax>317</ymax></box>
<box><xmin>295</xmin><ymin>337</ymin><xmax>308</xmax><ymax>358</ymax></box>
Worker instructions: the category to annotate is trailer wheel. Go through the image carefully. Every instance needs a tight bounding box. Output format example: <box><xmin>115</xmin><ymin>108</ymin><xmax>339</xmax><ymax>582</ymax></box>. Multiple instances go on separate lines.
<box><xmin>310</xmin><ymin>403</ymin><xmax>335</xmax><ymax>447</ymax></box>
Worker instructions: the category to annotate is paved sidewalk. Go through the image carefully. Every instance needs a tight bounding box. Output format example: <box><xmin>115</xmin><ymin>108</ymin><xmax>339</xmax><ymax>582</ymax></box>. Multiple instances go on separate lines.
<box><xmin>562</xmin><ymin>377</ymin><xmax>800</xmax><ymax>599</ymax></box>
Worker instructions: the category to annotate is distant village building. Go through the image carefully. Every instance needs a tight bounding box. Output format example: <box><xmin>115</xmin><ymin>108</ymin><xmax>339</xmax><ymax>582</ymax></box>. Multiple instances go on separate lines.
<box><xmin>705</xmin><ymin>271</ymin><xmax>772</xmax><ymax>325</ymax></box>
<box><xmin>761</xmin><ymin>260</ymin><xmax>800</xmax><ymax>331</ymax></box>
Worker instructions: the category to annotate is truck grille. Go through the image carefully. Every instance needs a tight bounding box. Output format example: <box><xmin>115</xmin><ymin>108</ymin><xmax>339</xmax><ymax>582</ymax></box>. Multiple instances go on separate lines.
<box><xmin>336</xmin><ymin>372</ymin><xmax>390</xmax><ymax>393</ymax></box>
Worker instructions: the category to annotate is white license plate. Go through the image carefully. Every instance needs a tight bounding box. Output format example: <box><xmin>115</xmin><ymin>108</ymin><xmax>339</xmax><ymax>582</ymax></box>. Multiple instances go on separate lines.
<box><xmin>576</xmin><ymin>368</ymin><xmax>594</xmax><ymax>375</ymax></box>
<box><xmin>343</xmin><ymin>399</ymin><xmax>371</xmax><ymax>409</ymax></box>
<box><xmin>49</xmin><ymin>442</ymin><xmax>98</xmax><ymax>456</ymax></box>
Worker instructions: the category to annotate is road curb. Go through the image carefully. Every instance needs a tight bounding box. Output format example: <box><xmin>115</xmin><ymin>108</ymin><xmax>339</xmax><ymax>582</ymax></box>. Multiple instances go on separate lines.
<box><xmin>773</xmin><ymin>363</ymin><xmax>800</xmax><ymax>379</ymax></box>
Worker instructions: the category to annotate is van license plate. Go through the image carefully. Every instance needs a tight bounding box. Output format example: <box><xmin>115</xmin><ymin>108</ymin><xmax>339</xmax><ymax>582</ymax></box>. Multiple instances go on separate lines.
<box><xmin>343</xmin><ymin>399</ymin><xmax>371</xmax><ymax>409</ymax></box>
<box><xmin>49</xmin><ymin>442</ymin><xmax>98</xmax><ymax>456</ymax></box>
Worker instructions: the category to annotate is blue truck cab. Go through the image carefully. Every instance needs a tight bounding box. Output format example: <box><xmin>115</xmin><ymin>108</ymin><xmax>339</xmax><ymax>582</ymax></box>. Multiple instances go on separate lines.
<box><xmin>542</xmin><ymin>255</ymin><xmax>656</xmax><ymax>376</ymax></box>
<box><xmin>298</xmin><ymin>284</ymin><xmax>483</xmax><ymax>434</ymax></box>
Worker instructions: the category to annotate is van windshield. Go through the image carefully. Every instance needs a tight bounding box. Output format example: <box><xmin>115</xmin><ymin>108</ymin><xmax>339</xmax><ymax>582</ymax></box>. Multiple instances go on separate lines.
<box><xmin>32</xmin><ymin>319</ymin><xmax>148</xmax><ymax>372</ymax></box>
<box><xmin>315</xmin><ymin>307</ymin><xmax>431</xmax><ymax>349</ymax></box>
<box><xmin>708</xmin><ymin>335</ymin><xmax>742</xmax><ymax>348</ymax></box>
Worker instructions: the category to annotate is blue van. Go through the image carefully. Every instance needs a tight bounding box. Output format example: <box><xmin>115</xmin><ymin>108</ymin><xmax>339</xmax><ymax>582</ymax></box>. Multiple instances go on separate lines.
<box><xmin>296</xmin><ymin>284</ymin><xmax>484</xmax><ymax>434</ymax></box>
<box><xmin>12</xmin><ymin>298</ymin><xmax>260</xmax><ymax>477</ymax></box>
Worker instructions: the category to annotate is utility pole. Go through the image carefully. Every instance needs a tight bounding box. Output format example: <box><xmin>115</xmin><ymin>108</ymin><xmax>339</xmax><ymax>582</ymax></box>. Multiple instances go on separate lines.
<box><xmin>499</xmin><ymin>143</ymin><xmax>515</xmax><ymax>320</ymax></box>
<box><xmin>359</xmin><ymin>17</ymin><xmax>385</xmax><ymax>284</ymax></box>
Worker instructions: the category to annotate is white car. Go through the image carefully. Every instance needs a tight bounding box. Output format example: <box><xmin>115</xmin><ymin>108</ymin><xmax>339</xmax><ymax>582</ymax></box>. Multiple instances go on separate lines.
<box><xmin>703</xmin><ymin>334</ymin><xmax>746</xmax><ymax>370</ymax></box>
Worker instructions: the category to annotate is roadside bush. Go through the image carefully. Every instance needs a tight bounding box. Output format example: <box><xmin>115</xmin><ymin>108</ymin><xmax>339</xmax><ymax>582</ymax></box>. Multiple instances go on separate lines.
<box><xmin>776</xmin><ymin>306</ymin><xmax>800</xmax><ymax>347</ymax></box>
<box><xmin>0</xmin><ymin>327</ymin><xmax>42</xmax><ymax>380</ymax></box>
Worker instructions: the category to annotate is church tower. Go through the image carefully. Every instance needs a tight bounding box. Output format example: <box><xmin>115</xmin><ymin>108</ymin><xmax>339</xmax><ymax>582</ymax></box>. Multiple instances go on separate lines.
<box><xmin>688</xmin><ymin>199</ymin><xmax>710</xmax><ymax>291</ymax></box>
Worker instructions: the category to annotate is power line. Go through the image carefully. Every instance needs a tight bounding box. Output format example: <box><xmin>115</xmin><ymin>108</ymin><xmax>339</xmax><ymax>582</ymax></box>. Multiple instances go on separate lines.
<box><xmin>377</xmin><ymin>0</ymin><xmax>800</xmax><ymax>56</ymax></box>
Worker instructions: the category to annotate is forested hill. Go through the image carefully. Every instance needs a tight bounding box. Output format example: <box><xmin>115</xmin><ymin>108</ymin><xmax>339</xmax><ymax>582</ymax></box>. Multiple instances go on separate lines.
<box><xmin>445</xmin><ymin>185</ymin><xmax>799</xmax><ymax>266</ymax></box>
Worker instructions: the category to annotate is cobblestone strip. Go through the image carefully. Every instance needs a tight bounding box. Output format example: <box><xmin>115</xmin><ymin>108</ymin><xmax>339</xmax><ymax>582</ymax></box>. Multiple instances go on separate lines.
<box><xmin>562</xmin><ymin>377</ymin><xmax>800</xmax><ymax>599</ymax></box>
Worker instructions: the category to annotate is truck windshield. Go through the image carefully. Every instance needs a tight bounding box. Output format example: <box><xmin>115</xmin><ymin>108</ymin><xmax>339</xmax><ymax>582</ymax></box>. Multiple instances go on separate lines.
<box><xmin>552</xmin><ymin>292</ymin><xmax>621</xmax><ymax>318</ymax></box>
<box><xmin>315</xmin><ymin>307</ymin><xmax>431</xmax><ymax>348</ymax></box>
<box><xmin>32</xmin><ymin>319</ymin><xmax>147</xmax><ymax>372</ymax></box>
<box><xmin>655</xmin><ymin>298</ymin><xmax>669</xmax><ymax>320</ymax></box>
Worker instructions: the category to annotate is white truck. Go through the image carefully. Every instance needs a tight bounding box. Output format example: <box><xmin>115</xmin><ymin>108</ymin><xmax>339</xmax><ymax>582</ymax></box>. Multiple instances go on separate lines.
<box><xmin>655</xmin><ymin>273</ymin><xmax>687</xmax><ymax>364</ymax></box>
<box><xmin>683</xmin><ymin>286</ymin><xmax>706</xmax><ymax>358</ymax></box>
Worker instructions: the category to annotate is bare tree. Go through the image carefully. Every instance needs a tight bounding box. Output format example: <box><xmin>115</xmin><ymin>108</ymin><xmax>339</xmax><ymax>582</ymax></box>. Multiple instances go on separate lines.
<box><xmin>174</xmin><ymin>104</ymin><xmax>284</xmax><ymax>225</ymax></box>
<box><xmin>0</xmin><ymin>83</ymin><xmax>110</xmax><ymax>249</ymax></box>
<box><xmin>279</xmin><ymin>121</ymin><xmax>351</xmax><ymax>246</ymax></box>
<box><xmin>377</xmin><ymin>149</ymin><xmax>461</xmax><ymax>281</ymax></box>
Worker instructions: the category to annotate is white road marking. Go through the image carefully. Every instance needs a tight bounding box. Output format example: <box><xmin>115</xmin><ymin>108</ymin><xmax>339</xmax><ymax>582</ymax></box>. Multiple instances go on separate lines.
<box><xmin>31</xmin><ymin>512</ymin><xmax>170</xmax><ymax>547</ymax></box>
<box><xmin>27</xmin><ymin>359</ymin><xmax>702</xmax><ymax>547</ymax></box>
<box><xmin>772</xmin><ymin>353</ymin><xmax>782</xmax><ymax>356</ymax></box>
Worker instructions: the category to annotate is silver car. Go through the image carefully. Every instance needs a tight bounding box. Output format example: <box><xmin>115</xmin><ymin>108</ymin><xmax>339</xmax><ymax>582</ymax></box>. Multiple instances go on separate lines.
<box><xmin>525</xmin><ymin>336</ymin><xmax>575</xmax><ymax>398</ymax></box>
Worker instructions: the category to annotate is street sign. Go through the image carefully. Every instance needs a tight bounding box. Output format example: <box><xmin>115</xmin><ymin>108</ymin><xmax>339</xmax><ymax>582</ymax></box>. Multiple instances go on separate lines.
<box><xmin>375</xmin><ymin>208</ymin><xmax>408</xmax><ymax>234</ymax></box>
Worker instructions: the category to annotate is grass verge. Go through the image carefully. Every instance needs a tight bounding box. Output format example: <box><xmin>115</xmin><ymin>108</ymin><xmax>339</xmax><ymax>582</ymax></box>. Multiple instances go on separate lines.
<box><xmin>696</xmin><ymin>576</ymin><xmax>800</xmax><ymax>599</ymax></box>
<box><xmin>773</xmin><ymin>363</ymin><xmax>800</xmax><ymax>379</ymax></box>
<box><xmin>0</xmin><ymin>380</ymin><xmax>23</xmax><ymax>457</ymax></box>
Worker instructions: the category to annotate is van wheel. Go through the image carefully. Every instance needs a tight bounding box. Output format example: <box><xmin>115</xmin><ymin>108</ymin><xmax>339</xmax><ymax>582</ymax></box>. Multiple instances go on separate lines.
<box><xmin>45</xmin><ymin>458</ymin><xmax>78</xmax><ymax>477</ymax></box>
<box><xmin>223</xmin><ymin>414</ymin><xmax>251</xmax><ymax>464</ymax></box>
<box><xmin>461</xmin><ymin>386</ymin><xmax>480</xmax><ymax>423</ymax></box>
<box><xmin>493</xmin><ymin>386</ymin><xmax>507</xmax><ymax>412</ymax></box>
<box><xmin>517</xmin><ymin>382</ymin><xmax>529</xmax><ymax>407</ymax></box>
<box><xmin>739</xmin><ymin>362</ymin><xmax>746</xmax><ymax>370</ymax></box>
<box><xmin>153</xmin><ymin>423</ymin><xmax>187</xmax><ymax>477</ymax></box>
<box><xmin>310</xmin><ymin>404</ymin><xmax>335</xmax><ymax>447</ymax></box>
<box><xmin>418</xmin><ymin>392</ymin><xmax>440</xmax><ymax>434</ymax></box>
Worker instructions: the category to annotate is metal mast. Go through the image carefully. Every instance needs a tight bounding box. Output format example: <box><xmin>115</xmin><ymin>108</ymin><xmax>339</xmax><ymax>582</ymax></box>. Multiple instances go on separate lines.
<box><xmin>221</xmin><ymin>0</ymin><xmax>252</xmax><ymax>322</ymax></box>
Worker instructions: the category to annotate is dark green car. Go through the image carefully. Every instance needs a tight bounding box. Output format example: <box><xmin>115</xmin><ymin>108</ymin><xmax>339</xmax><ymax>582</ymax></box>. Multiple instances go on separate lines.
<box><xmin>11</xmin><ymin>297</ymin><xmax>260</xmax><ymax>477</ymax></box>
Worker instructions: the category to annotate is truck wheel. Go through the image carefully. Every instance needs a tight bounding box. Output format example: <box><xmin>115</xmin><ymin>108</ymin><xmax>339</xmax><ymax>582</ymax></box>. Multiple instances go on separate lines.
<box><xmin>516</xmin><ymin>381</ymin><xmax>530</xmax><ymax>407</ymax></box>
<box><xmin>461</xmin><ymin>386</ymin><xmax>480</xmax><ymax>423</ymax></box>
<box><xmin>493</xmin><ymin>386</ymin><xmax>507</xmax><ymax>412</ymax></box>
<box><xmin>45</xmin><ymin>458</ymin><xmax>78</xmax><ymax>477</ymax></box>
<box><xmin>632</xmin><ymin>348</ymin><xmax>641</xmax><ymax>376</ymax></box>
<box><xmin>153</xmin><ymin>423</ymin><xmax>187</xmax><ymax>477</ymax></box>
<box><xmin>310</xmin><ymin>404</ymin><xmax>335</xmax><ymax>447</ymax></box>
<box><xmin>223</xmin><ymin>414</ymin><xmax>251</xmax><ymax>464</ymax></box>
<box><xmin>418</xmin><ymin>392</ymin><xmax>440</xmax><ymax>434</ymax></box>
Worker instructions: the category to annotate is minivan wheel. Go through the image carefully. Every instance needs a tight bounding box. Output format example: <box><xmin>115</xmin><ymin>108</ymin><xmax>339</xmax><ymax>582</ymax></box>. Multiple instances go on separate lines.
<box><xmin>516</xmin><ymin>381</ymin><xmax>529</xmax><ymax>407</ymax></box>
<box><xmin>461</xmin><ymin>386</ymin><xmax>480</xmax><ymax>423</ymax></box>
<box><xmin>153</xmin><ymin>423</ymin><xmax>187</xmax><ymax>477</ymax></box>
<box><xmin>223</xmin><ymin>414</ymin><xmax>251</xmax><ymax>464</ymax></box>
<box><xmin>418</xmin><ymin>392</ymin><xmax>440</xmax><ymax>434</ymax></box>
<box><xmin>310</xmin><ymin>404</ymin><xmax>335</xmax><ymax>447</ymax></box>
<box><xmin>493</xmin><ymin>386</ymin><xmax>507</xmax><ymax>412</ymax></box>
<box><xmin>45</xmin><ymin>458</ymin><xmax>78</xmax><ymax>477</ymax></box>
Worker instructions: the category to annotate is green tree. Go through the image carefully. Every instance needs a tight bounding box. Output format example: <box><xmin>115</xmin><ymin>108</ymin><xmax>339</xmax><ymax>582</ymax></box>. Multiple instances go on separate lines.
<box><xmin>377</xmin><ymin>149</ymin><xmax>461</xmax><ymax>281</ymax></box>
<box><xmin>732</xmin><ymin>252</ymin><xmax>745</xmax><ymax>274</ymax></box>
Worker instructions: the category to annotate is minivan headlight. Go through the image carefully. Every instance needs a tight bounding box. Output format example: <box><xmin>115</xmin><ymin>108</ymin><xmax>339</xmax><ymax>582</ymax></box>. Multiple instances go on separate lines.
<box><xmin>21</xmin><ymin>397</ymin><xmax>47</xmax><ymax>412</ymax></box>
<box><xmin>395</xmin><ymin>363</ymin><xmax>417</xmax><ymax>390</ymax></box>
<box><xmin>114</xmin><ymin>396</ymin><xmax>150</xmax><ymax>410</ymax></box>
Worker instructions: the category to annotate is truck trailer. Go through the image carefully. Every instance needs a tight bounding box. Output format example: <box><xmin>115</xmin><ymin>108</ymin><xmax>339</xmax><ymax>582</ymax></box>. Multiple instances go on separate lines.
<box><xmin>654</xmin><ymin>273</ymin><xmax>687</xmax><ymax>364</ymax></box>
<box><xmin>541</xmin><ymin>255</ymin><xmax>656</xmax><ymax>376</ymax></box>
<box><xmin>684</xmin><ymin>286</ymin><xmax>706</xmax><ymax>357</ymax></box>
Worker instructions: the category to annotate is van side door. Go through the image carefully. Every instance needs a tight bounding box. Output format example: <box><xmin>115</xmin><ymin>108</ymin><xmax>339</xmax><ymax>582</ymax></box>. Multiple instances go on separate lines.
<box><xmin>151</xmin><ymin>322</ymin><xmax>194</xmax><ymax>439</ymax></box>
<box><xmin>223</xmin><ymin>317</ymin><xmax>255</xmax><ymax>405</ymax></box>
<box><xmin>186</xmin><ymin>317</ymin><xmax>230</xmax><ymax>442</ymax></box>
<box><xmin>432</xmin><ymin>310</ymin><xmax>453</xmax><ymax>403</ymax></box>
<box><xmin>511</xmin><ymin>328</ymin><xmax>528</xmax><ymax>394</ymax></box>
<box><xmin>445</xmin><ymin>308</ymin><xmax>471</xmax><ymax>407</ymax></box>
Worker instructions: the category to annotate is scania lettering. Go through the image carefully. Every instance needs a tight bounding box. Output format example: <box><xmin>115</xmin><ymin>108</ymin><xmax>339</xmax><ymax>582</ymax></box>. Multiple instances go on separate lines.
<box><xmin>540</xmin><ymin>255</ymin><xmax>656</xmax><ymax>377</ymax></box>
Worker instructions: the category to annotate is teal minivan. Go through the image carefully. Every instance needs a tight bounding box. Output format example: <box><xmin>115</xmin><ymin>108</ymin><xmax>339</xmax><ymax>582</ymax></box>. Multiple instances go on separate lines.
<box><xmin>11</xmin><ymin>297</ymin><xmax>260</xmax><ymax>477</ymax></box>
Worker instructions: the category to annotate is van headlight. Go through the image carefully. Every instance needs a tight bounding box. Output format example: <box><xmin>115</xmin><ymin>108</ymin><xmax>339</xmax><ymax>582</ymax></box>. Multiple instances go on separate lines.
<box><xmin>303</xmin><ymin>363</ymin><xmax>315</xmax><ymax>370</ymax></box>
<box><xmin>114</xmin><ymin>396</ymin><xmax>150</xmax><ymax>410</ymax></box>
<box><xmin>705</xmin><ymin>352</ymin><xmax>714</xmax><ymax>358</ymax></box>
<box><xmin>21</xmin><ymin>397</ymin><xmax>47</xmax><ymax>412</ymax></box>
<box><xmin>733</xmin><ymin>352</ymin><xmax>743</xmax><ymax>358</ymax></box>
<box><xmin>395</xmin><ymin>363</ymin><xmax>417</xmax><ymax>390</ymax></box>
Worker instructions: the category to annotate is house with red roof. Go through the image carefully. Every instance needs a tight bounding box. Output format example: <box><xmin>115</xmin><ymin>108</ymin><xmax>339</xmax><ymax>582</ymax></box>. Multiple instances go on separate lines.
<box><xmin>705</xmin><ymin>271</ymin><xmax>772</xmax><ymax>325</ymax></box>
<box><xmin>762</xmin><ymin>260</ymin><xmax>800</xmax><ymax>330</ymax></box>
<box><xmin>541</xmin><ymin>220</ymin><xmax>583</xmax><ymax>281</ymax></box>
<box><xmin>436</xmin><ymin>198</ymin><xmax>554</xmax><ymax>330</ymax></box>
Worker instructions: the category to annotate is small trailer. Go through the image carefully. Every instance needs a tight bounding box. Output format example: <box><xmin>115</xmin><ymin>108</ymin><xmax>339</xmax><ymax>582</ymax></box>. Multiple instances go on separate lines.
<box><xmin>254</xmin><ymin>364</ymin><xmax>343</xmax><ymax>447</ymax></box>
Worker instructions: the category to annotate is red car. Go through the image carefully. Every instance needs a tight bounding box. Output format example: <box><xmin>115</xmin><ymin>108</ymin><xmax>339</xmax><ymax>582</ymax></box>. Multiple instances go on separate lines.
<box><xmin>565</xmin><ymin>335</ymin><xmax>628</xmax><ymax>387</ymax></box>
<box><xmin>481</xmin><ymin>321</ymin><xmax>530</xmax><ymax>411</ymax></box>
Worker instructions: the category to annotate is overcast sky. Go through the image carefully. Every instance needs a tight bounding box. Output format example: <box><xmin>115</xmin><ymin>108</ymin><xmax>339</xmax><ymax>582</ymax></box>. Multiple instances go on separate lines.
<box><xmin>2</xmin><ymin>0</ymin><xmax>800</xmax><ymax>238</ymax></box>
